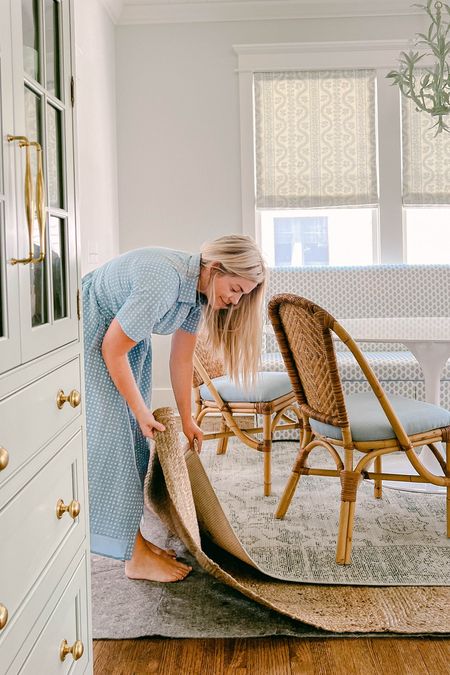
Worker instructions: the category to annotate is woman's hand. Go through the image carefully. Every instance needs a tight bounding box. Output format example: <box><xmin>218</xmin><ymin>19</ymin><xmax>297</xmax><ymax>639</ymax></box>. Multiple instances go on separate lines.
<box><xmin>136</xmin><ymin>408</ymin><xmax>166</xmax><ymax>439</ymax></box>
<box><xmin>182</xmin><ymin>418</ymin><xmax>203</xmax><ymax>452</ymax></box>
<box><xmin>170</xmin><ymin>330</ymin><xmax>203</xmax><ymax>452</ymax></box>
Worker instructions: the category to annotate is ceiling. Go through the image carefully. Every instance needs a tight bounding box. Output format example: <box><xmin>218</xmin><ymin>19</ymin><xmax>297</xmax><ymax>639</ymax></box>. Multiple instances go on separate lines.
<box><xmin>101</xmin><ymin>0</ymin><xmax>423</xmax><ymax>25</ymax></box>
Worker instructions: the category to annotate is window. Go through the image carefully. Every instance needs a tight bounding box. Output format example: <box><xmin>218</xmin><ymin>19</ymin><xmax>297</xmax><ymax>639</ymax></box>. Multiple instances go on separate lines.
<box><xmin>405</xmin><ymin>208</ymin><xmax>450</xmax><ymax>264</ymax></box>
<box><xmin>254</xmin><ymin>69</ymin><xmax>378</xmax><ymax>266</ymax></box>
<box><xmin>401</xmin><ymin>76</ymin><xmax>450</xmax><ymax>263</ymax></box>
<box><xmin>235</xmin><ymin>43</ymin><xmax>450</xmax><ymax>265</ymax></box>
<box><xmin>260</xmin><ymin>208</ymin><xmax>375</xmax><ymax>267</ymax></box>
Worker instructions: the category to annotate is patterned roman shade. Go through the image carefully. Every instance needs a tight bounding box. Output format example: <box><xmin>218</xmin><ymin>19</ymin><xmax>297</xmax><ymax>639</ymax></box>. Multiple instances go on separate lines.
<box><xmin>254</xmin><ymin>70</ymin><xmax>378</xmax><ymax>209</ymax></box>
<box><xmin>402</xmin><ymin>84</ymin><xmax>450</xmax><ymax>205</ymax></box>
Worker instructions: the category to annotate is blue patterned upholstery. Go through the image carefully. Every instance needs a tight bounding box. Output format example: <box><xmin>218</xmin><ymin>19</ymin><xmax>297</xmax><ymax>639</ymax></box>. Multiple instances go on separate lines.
<box><xmin>265</xmin><ymin>264</ymin><xmax>450</xmax><ymax>319</ymax></box>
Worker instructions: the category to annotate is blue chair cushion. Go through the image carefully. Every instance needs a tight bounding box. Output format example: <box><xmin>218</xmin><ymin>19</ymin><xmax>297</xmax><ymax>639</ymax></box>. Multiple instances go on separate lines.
<box><xmin>199</xmin><ymin>372</ymin><xmax>293</xmax><ymax>403</ymax></box>
<box><xmin>310</xmin><ymin>392</ymin><xmax>450</xmax><ymax>442</ymax></box>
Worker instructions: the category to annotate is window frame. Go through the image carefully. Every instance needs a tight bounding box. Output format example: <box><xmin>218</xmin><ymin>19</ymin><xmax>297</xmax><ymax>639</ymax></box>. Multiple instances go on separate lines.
<box><xmin>234</xmin><ymin>40</ymin><xmax>432</xmax><ymax>265</ymax></box>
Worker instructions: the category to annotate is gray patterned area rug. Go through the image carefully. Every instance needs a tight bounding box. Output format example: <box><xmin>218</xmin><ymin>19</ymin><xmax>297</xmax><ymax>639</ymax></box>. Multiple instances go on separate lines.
<box><xmin>197</xmin><ymin>440</ymin><xmax>450</xmax><ymax>586</ymax></box>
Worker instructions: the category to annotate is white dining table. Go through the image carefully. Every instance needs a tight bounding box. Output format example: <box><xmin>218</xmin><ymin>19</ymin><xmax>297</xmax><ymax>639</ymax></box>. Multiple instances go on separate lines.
<box><xmin>337</xmin><ymin>317</ymin><xmax>450</xmax><ymax>494</ymax></box>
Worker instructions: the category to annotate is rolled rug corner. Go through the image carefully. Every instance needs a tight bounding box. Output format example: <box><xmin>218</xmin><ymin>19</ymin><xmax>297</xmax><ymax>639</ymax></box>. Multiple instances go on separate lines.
<box><xmin>152</xmin><ymin>406</ymin><xmax>177</xmax><ymax>433</ymax></box>
<box><xmin>144</xmin><ymin>406</ymin><xmax>202</xmax><ymax>550</ymax></box>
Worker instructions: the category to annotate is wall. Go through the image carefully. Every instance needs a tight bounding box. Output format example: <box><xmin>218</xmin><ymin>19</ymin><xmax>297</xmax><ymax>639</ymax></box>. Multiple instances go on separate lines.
<box><xmin>115</xmin><ymin>14</ymin><xmax>425</xmax><ymax>406</ymax></box>
<box><xmin>74</xmin><ymin>0</ymin><xmax>120</xmax><ymax>275</ymax></box>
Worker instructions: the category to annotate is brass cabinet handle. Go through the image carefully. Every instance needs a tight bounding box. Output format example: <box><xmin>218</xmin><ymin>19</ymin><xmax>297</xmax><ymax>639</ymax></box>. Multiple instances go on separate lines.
<box><xmin>56</xmin><ymin>389</ymin><xmax>81</xmax><ymax>409</ymax></box>
<box><xmin>29</xmin><ymin>141</ymin><xmax>46</xmax><ymax>263</ymax></box>
<box><xmin>7</xmin><ymin>136</ymin><xmax>46</xmax><ymax>265</ymax></box>
<box><xmin>8</xmin><ymin>135</ymin><xmax>33</xmax><ymax>265</ymax></box>
<box><xmin>0</xmin><ymin>447</ymin><xmax>9</xmax><ymax>472</ymax></box>
<box><xmin>60</xmin><ymin>639</ymin><xmax>84</xmax><ymax>662</ymax></box>
<box><xmin>56</xmin><ymin>498</ymin><xmax>80</xmax><ymax>520</ymax></box>
<box><xmin>0</xmin><ymin>604</ymin><xmax>8</xmax><ymax>630</ymax></box>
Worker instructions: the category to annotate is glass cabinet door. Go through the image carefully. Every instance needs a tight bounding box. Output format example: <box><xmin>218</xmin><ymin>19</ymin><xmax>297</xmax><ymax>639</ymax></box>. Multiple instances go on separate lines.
<box><xmin>13</xmin><ymin>0</ymin><xmax>78</xmax><ymax>362</ymax></box>
<box><xmin>0</xmin><ymin>1</ymin><xmax>21</xmax><ymax>374</ymax></box>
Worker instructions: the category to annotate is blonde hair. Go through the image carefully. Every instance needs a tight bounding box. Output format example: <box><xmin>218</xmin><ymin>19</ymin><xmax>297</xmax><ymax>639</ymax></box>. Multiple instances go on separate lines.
<box><xmin>200</xmin><ymin>234</ymin><xmax>267</xmax><ymax>387</ymax></box>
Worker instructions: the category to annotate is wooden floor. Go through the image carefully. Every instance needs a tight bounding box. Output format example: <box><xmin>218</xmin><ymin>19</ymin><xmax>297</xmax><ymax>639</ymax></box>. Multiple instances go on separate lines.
<box><xmin>93</xmin><ymin>636</ymin><xmax>450</xmax><ymax>674</ymax></box>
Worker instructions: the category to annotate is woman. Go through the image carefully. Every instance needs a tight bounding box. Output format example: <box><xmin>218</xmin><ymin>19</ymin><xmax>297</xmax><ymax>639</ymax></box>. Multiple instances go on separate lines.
<box><xmin>82</xmin><ymin>234</ymin><xmax>266</xmax><ymax>582</ymax></box>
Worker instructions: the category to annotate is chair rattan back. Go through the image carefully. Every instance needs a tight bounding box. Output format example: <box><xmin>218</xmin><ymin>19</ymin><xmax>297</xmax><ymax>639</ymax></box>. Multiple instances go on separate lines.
<box><xmin>268</xmin><ymin>294</ymin><xmax>349</xmax><ymax>428</ymax></box>
<box><xmin>193</xmin><ymin>333</ymin><xmax>225</xmax><ymax>388</ymax></box>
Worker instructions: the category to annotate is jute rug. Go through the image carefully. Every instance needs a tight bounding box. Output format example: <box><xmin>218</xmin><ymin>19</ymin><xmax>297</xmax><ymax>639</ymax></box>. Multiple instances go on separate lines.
<box><xmin>144</xmin><ymin>408</ymin><xmax>450</xmax><ymax>634</ymax></box>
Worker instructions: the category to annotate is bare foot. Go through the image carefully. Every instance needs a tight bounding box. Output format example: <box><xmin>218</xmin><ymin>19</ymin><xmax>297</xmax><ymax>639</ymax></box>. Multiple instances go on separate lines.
<box><xmin>125</xmin><ymin>531</ymin><xmax>191</xmax><ymax>582</ymax></box>
<box><xmin>143</xmin><ymin>538</ymin><xmax>177</xmax><ymax>559</ymax></box>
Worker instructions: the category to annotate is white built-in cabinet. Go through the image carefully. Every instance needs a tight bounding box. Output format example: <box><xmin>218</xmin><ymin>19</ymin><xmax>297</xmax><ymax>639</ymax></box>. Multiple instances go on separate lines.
<box><xmin>0</xmin><ymin>1</ymin><xmax>92</xmax><ymax>673</ymax></box>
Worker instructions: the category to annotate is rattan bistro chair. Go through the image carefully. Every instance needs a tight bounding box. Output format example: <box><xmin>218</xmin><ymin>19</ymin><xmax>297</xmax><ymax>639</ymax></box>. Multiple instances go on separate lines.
<box><xmin>193</xmin><ymin>334</ymin><xmax>301</xmax><ymax>496</ymax></box>
<box><xmin>268</xmin><ymin>294</ymin><xmax>450</xmax><ymax>565</ymax></box>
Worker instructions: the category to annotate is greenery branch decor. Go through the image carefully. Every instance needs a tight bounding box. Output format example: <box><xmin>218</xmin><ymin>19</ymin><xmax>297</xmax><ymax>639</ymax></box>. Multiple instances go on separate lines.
<box><xmin>387</xmin><ymin>0</ymin><xmax>450</xmax><ymax>133</ymax></box>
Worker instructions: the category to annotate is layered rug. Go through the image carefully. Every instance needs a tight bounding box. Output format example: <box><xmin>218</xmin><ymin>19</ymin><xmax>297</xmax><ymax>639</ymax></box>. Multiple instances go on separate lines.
<box><xmin>195</xmin><ymin>436</ymin><xmax>450</xmax><ymax>586</ymax></box>
<box><xmin>142</xmin><ymin>408</ymin><xmax>450</xmax><ymax>635</ymax></box>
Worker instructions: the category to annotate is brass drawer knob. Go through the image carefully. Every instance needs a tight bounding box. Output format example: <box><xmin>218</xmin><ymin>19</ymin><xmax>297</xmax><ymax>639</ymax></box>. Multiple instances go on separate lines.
<box><xmin>60</xmin><ymin>639</ymin><xmax>84</xmax><ymax>662</ymax></box>
<box><xmin>0</xmin><ymin>447</ymin><xmax>9</xmax><ymax>472</ymax></box>
<box><xmin>56</xmin><ymin>389</ymin><xmax>81</xmax><ymax>409</ymax></box>
<box><xmin>0</xmin><ymin>604</ymin><xmax>8</xmax><ymax>630</ymax></box>
<box><xmin>56</xmin><ymin>498</ymin><xmax>80</xmax><ymax>520</ymax></box>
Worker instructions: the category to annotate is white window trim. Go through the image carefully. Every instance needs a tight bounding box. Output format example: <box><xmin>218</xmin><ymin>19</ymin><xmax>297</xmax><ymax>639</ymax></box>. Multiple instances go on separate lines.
<box><xmin>234</xmin><ymin>40</ymin><xmax>429</xmax><ymax>264</ymax></box>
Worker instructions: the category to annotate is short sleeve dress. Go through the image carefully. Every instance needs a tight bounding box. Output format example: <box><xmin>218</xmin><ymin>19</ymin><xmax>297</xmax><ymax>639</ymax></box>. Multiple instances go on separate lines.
<box><xmin>82</xmin><ymin>248</ymin><xmax>203</xmax><ymax>560</ymax></box>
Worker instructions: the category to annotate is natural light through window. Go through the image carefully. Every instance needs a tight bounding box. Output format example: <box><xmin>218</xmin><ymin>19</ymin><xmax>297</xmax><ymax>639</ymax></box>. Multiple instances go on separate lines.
<box><xmin>405</xmin><ymin>208</ymin><xmax>450</xmax><ymax>264</ymax></box>
<box><xmin>260</xmin><ymin>209</ymin><xmax>376</xmax><ymax>267</ymax></box>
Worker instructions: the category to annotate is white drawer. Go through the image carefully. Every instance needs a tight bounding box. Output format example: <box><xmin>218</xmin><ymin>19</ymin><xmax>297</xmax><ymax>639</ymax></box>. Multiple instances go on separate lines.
<box><xmin>0</xmin><ymin>359</ymin><xmax>82</xmax><ymax>488</ymax></box>
<box><xmin>16</xmin><ymin>555</ymin><xmax>90</xmax><ymax>675</ymax></box>
<box><xmin>0</xmin><ymin>432</ymin><xmax>86</xmax><ymax>632</ymax></box>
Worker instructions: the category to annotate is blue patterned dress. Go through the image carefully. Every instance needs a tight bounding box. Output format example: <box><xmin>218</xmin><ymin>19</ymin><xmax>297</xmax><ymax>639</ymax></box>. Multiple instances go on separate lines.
<box><xmin>82</xmin><ymin>248</ymin><xmax>203</xmax><ymax>560</ymax></box>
